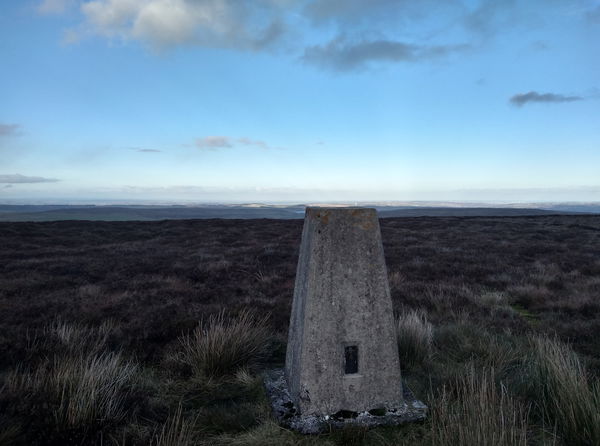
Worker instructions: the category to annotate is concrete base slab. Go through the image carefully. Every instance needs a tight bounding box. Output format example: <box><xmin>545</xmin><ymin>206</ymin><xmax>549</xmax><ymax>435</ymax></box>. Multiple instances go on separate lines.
<box><xmin>263</xmin><ymin>369</ymin><xmax>427</xmax><ymax>434</ymax></box>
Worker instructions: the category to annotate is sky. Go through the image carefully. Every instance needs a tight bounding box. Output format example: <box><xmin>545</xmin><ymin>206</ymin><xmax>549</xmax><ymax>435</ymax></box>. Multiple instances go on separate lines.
<box><xmin>1</xmin><ymin>0</ymin><xmax>599</xmax><ymax>203</ymax></box>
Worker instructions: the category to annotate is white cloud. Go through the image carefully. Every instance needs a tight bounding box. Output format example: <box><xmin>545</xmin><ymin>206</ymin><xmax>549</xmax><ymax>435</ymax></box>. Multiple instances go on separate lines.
<box><xmin>132</xmin><ymin>0</ymin><xmax>200</xmax><ymax>46</ymax></box>
<box><xmin>76</xmin><ymin>0</ymin><xmax>288</xmax><ymax>49</ymax></box>
<box><xmin>81</xmin><ymin>0</ymin><xmax>143</xmax><ymax>37</ymax></box>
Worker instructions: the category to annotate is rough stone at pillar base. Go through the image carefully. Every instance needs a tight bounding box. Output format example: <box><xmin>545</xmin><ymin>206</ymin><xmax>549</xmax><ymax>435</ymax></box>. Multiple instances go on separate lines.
<box><xmin>264</xmin><ymin>369</ymin><xmax>427</xmax><ymax>435</ymax></box>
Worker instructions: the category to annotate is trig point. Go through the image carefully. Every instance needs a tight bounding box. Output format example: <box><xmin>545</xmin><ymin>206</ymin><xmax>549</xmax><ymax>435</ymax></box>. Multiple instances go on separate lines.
<box><xmin>286</xmin><ymin>207</ymin><xmax>402</xmax><ymax>414</ymax></box>
<box><xmin>264</xmin><ymin>207</ymin><xmax>426</xmax><ymax>433</ymax></box>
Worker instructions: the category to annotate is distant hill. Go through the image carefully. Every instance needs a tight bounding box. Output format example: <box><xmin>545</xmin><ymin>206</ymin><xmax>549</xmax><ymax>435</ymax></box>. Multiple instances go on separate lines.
<box><xmin>540</xmin><ymin>204</ymin><xmax>600</xmax><ymax>214</ymax></box>
<box><xmin>0</xmin><ymin>205</ymin><xmax>303</xmax><ymax>221</ymax></box>
<box><xmin>377</xmin><ymin>207</ymin><xmax>567</xmax><ymax>218</ymax></box>
<box><xmin>0</xmin><ymin>204</ymin><xmax>588</xmax><ymax>221</ymax></box>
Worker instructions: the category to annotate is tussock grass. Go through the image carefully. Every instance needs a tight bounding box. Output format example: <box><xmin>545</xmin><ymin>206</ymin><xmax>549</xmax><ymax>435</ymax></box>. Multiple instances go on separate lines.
<box><xmin>1</xmin><ymin>320</ymin><xmax>138</xmax><ymax>444</ymax></box>
<box><xmin>4</xmin><ymin>352</ymin><xmax>137</xmax><ymax>434</ymax></box>
<box><xmin>179</xmin><ymin>309</ymin><xmax>270</xmax><ymax>378</ymax></box>
<box><xmin>45</xmin><ymin>319</ymin><xmax>114</xmax><ymax>356</ymax></box>
<box><xmin>151</xmin><ymin>404</ymin><xmax>196</xmax><ymax>446</ymax></box>
<box><xmin>396</xmin><ymin>310</ymin><xmax>433</xmax><ymax>370</ymax></box>
<box><xmin>430</xmin><ymin>365</ymin><xmax>529</xmax><ymax>446</ymax></box>
<box><xmin>51</xmin><ymin>352</ymin><xmax>137</xmax><ymax>430</ymax></box>
<box><xmin>434</xmin><ymin>323</ymin><xmax>522</xmax><ymax>373</ymax></box>
<box><xmin>526</xmin><ymin>336</ymin><xmax>600</xmax><ymax>446</ymax></box>
<box><xmin>21</xmin><ymin>319</ymin><xmax>114</xmax><ymax>364</ymax></box>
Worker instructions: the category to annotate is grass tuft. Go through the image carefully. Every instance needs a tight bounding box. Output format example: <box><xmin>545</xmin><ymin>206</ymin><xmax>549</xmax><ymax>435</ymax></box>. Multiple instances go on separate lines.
<box><xmin>151</xmin><ymin>404</ymin><xmax>196</xmax><ymax>446</ymax></box>
<box><xmin>4</xmin><ymin>352</ymin><xmax>137</xmax><ymax>436</ymax></box>
<box><xmin>430</xmin><ymin>365</ymin><xmax>529</xmax><ymax>446</ymax></box>
<box><xmin>43</xmin><ymin>319</ymin><xmax>114</xmax><ymax>357</ymax></box>
<box><xmin>396</xmin><ymin>310</ymin><xmax>433</xmax><ymax>370</ymax></box>
<box><xmin>179</xmin><ymin>309</ymin><xmax>271</xmax><ymax>378</ymax></box>
<box><xmin>52</xmin><ymin>352</ymin><xmax>137</xmax><ymax>431</ymax></box>
<box><xmin>2</xmin><ymin>320</ymin><xmax>137</xmax><ymax>444</ymax></box>
<box><xmin>525</xmin><ymin>336</ymin><xmax>600</xmax><ymax>446</ymax></box>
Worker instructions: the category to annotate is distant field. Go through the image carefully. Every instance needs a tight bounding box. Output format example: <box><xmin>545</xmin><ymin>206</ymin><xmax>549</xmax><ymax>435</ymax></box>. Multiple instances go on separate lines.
<box><xmin>1</xmin><ymin>215</ymin><xmax>599</xmax><ymax>445</ymax></box>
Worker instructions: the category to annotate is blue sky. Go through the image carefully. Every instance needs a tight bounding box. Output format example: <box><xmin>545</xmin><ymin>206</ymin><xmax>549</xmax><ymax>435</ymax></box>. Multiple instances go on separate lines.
<box><xmin>1</xmin><ymin>0</ymin><xmax>599</xmax><ymax>203</ymax></box>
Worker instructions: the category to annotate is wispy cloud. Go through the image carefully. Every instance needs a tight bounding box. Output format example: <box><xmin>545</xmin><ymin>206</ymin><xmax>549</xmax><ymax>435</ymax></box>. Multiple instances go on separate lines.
<box><xmin>195</xmin><ymin>136</ymin><xmax>234</xmax><ymax>150</ymax></box>
<box><xmin>463</xmin><ymin>0</ymin><xmax>516</xmax><ymax>36</ymax></box>
<box><xmin>135</xmin><ymin>148</ymin><xmax>162</xmax><ymax>153</ymax></box>
<box><xmin>0</xmin><ymin>174</ymin><xmax>59</xmax><ymax>184</ymax></box>
<box><xmin>237</xmin><ymin>137</ymin><xmax>274</xmax><ymax>150</ymax></box>
<box><xmin>0</xmin><ymin>124</ymin><xmax>20</xmax><ymax>137</ymax></box>
<box><xmin>303</xmin><ymin>36</ymin><xmax>470</xmax><ymax>71</ymax></box>
<box><xmin>194</xmin><ymin>136</ymin><xmax>280</xmax><ymax>150</ymax></box>
<box><xmin>509</xmin><ymin>91</ymin><xmax>584</xmax><ymax>107</ymax></box>
<box><xmin>37</xmin><ymin>0</ymin><xmax>74</xmax><ymax>14</ymax></box>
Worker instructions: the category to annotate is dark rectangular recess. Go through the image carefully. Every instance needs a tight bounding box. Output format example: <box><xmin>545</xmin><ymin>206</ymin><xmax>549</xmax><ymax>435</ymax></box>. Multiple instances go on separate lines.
<box><xmin>344</xmin><ymin>345</ymin><xmax>358</xmax><ymax>374</ymax></box>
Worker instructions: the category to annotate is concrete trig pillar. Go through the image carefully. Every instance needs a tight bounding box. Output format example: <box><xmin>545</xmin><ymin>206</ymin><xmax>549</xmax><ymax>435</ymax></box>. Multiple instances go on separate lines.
<box><xmin>285</xmin><ymin>207</ymin><xmax>403</xmax><ymax>415</ymax></box>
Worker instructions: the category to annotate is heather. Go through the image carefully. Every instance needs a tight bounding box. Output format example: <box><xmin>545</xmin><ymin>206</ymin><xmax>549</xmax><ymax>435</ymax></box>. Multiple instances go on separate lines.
<box><xmin>1</xmin><ymin>215</ymin><xmax>599</xmax><ymax>445</ymax></box>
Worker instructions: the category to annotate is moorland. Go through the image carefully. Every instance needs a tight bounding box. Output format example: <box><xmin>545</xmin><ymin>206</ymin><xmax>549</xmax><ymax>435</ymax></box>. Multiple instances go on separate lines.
<box><xmin>1</xmin><ymin>215</ymin><xmax>599</xmax><ymax>445</ymax></box>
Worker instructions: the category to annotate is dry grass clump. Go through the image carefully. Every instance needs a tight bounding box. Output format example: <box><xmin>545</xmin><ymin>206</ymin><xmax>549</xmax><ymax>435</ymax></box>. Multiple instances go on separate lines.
<box><xmin>4</xmin><ymin>352</ymin><xmax>137</xmax><ymax>434</ymax></box>
<box><xmin>396</xmin><ymin>310</ymin><xmax>433</xmax><ymax>370</ymax></box>
<box><xmin>430</xmin><ymin>365</ymin><xmax>529</xmax><ymax>446</ymax></box>
<box><xmin>52</xmin><ymin>352</ymin><xmax>137</xmax><ymax>430</ymax></box>
<box><xmin>44</xmin><ymin>319</ymin><xmax>114</xmax><ymax>356</ymax></box>
<box><xmin>151</xmin><ymin>404</ymin><xmax>196</xmax><ymax>446</ymax></box>
<box><xmin>20</xmin><ymin>319</ymin><xmax>115</xmax><ymax>366</ymax></box>
<box><xmin>179</xmin><ymin>309</ymin><xmax>271</xmax><ymax>378</ymax></box>
<box><xmin>526</xmin><ymin>336</ymin><xmax>600</xmax><ymax>446</ymax></box>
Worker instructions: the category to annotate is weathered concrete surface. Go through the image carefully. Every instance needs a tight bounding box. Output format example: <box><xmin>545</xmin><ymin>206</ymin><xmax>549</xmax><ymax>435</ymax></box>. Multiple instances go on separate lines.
<box><xmin>285</xmin><ymin>207</ymin><xmax>403</xmax><ymax>416</ymax></box>
<box><xmin>264</xmin><ymin>369</ymin><xmax>426</xmax><ymax>434</ymax></box>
